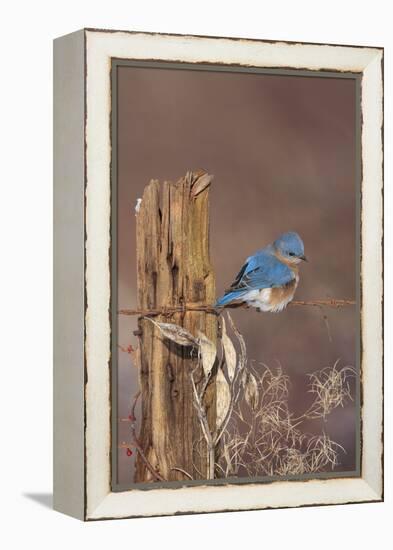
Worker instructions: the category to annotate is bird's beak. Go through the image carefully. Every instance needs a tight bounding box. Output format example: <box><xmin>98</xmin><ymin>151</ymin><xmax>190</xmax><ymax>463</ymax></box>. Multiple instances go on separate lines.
<box><xmin>300</xmin><ymin>255</ymin><xmax>308</xmax><ymax>262</ymax></box>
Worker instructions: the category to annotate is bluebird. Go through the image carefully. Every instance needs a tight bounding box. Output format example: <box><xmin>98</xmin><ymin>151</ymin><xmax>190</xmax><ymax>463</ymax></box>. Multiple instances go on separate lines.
<box><xmin>215</xmin><ymin>232</ymin><xmax>307</xmax><ymax>312</ymax></box>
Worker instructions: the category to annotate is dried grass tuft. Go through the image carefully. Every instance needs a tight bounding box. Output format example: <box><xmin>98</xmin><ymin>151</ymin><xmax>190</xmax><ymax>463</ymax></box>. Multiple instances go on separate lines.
<box><xmin>215</xmin><ymin>357</ymin><xmax>355</xmax><ymax>478</ymax></box>
<box><xmin>306</xmin><ymin>360</ymin><xmax>355</xmax><ymax>419</ymax></box>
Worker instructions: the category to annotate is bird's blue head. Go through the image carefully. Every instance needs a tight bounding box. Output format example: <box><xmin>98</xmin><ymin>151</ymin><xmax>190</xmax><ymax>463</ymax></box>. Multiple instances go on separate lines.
<box><xmin>273</xmin><ymin>232</ymin><xmax>307</xmax><ymax>263</ymax></box>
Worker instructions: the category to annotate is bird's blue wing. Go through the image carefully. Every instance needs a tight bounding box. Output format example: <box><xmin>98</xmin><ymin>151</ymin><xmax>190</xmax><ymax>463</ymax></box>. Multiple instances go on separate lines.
<box><xmin>229</xmin><ymin>249</ymin><xmax>294</xmax><ymax>291</ymax></box>
<box><xmin>215</xmin><ymin>247</ymin><xmax>295</xmax><ymax>307</ymax></box>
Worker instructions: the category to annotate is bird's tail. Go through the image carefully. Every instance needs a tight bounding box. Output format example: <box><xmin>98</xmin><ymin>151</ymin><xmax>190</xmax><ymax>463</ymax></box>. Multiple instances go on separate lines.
<box><xmin>215</xmin><ymin>289</ymin><xmax>246</xmax><ymax>308</ymax></box>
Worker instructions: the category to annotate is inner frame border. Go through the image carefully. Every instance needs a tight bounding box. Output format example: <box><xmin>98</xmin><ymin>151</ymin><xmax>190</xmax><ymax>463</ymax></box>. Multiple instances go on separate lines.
<box><xmin>110</xmin><ymin>58</ymin><xmax>362</xmax><ymax>493</ymax></box>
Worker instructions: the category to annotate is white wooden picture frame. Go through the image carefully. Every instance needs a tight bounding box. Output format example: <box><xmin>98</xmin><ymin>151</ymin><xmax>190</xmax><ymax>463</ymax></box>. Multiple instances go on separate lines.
<box><xmin>54</xmin><ymin>28</ymin><xmax>383</xmax><ymax>520</ymax></box>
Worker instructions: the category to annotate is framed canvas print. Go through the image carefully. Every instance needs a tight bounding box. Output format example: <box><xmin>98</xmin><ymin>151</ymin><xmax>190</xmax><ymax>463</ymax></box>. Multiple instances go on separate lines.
<box><xmin>53</xmin><ymin>28</ymin><xmax>383</xmax><ymax>520</ymax></box>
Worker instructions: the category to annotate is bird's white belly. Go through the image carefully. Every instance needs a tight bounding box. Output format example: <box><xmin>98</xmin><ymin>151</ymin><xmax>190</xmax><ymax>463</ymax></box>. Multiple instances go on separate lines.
<box><xmin>243</xmin><ymin>282</ymin><xmax>297</xmax><ymax>313</ymax></box>
<box><xmin>243</xmin><ymin>288</ymin><xmax>273</xmax><ymax>311</ymax></box>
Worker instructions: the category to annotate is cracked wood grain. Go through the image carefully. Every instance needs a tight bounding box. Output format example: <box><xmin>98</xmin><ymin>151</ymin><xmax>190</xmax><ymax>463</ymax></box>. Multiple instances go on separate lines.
<box><xmin>134</xmin><ymin>171</ymin><xmax>217</xmax><ymax>482</ymax></box>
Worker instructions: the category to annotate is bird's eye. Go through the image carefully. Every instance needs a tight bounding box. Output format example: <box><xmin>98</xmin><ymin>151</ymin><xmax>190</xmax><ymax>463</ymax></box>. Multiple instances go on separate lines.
<box><xmin>289</xmin><ymin>252</ymin><xmax>295</xmax><ymax>257</ymax></box>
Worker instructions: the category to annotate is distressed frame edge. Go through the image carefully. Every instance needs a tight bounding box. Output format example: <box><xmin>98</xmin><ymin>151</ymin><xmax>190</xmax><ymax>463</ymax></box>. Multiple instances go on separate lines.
<box><xmin>359</xmin><ymin>49</ymin><xmax>384</xmax><ymax>499</ymax></box>
<box><xmin>83</xmin><ymin>26</ymin><xmax>384</xmax><ymax>54</ymax></box>
<box><xmin>83</xmin><ymin>30</ymin><xmax>383</xmax><ymax>520</ymax></box>
<box><xmin>53</xmin><ymin>29</ymin><xmax>86</xmax><ymax>520</ymax></box>
<box><xmin>88</xmin><ymin>478</ymin><xmax>381</xmax><ymax>520</ymax></box>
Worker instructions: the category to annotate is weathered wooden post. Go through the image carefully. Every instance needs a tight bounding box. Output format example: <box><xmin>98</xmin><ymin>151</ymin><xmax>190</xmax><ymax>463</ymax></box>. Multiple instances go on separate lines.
<box><xmin>134</xmin><ymin>170</ymin><xmax>217</xmax><ymax>482</ymax></box>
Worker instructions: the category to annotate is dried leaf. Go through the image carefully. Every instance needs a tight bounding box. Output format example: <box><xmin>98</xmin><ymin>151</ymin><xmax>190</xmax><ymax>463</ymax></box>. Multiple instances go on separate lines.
<box><xmin>197</xmin><ymin>331</ymin><xmax>217</xmax><ymax>378</ymax></box>
<box><xmin>216</xmin><ymin>368</ymin><xmax>231</xmax><ymax>429</ymax></box>
<box><xmin>145</xmin><ymin>318</ymin><xmax>198</xmax><ymax>347</ymax></box>
<box><xmin>221</xmin><ymin>317</ymin><xmax>237</xmax><ymax>382</ymax></box>
<box><xmin>244</xmin><ymin>372</ymin><xmax>259</xmax><ymax>410</ymax></box>
<box><xmin>241</xmin><ymin>369</ymin><xmax>248</xmax><ymax>388</ymax></box>
<box><xmin>222</xmin><ymin>443</ymin><xmax>232</xmax><ymax>468</ymax></box>
<box><xmin>191</xmin><ymin>173</ymin><xmax>214</xmax><ymax>198</ymax></box>
<box><xmin>226</xmin><ymin>311</ymin><xmax>247</xmax><ymax>373</ymax></box>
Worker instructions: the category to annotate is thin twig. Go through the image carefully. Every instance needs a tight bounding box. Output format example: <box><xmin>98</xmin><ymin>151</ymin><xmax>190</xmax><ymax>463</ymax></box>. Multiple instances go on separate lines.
<box><xmin>129</xmin><ymin>391</ymin><xmax>166</xmax><ymax>482</ymax></box>
<box><xmin>190</xmin><ymin>365</ymin><xmax>215</xmax><ymax>479</ymax></box>
<box><xmin>118</xmin><ymin>299</ymin><xmax>355</xmax><ymax>317</ymax></box>
<box><xmin>171</xmin><ymin>467</ymin><xmax>194</xmax><ymax>480</ymax></box>
<box><xmin>214</xmin><ymin>312</ymin><xmax>247</xmax><ymax>446</ymax></box>
<box><xmin>190</xmin><ymin>369</ymin><xmax>214</xmax><ymax>450</ymax></box>
<box><xmin>290</xmin><ymin>299</ymin><xmax>355</xmax><ymax>308</ymax></box>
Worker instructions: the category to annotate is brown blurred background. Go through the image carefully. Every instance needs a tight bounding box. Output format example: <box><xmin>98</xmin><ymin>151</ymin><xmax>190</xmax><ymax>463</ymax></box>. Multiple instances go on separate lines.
<box><xmin>115</xmin><ymin>65</ymin><xmax>358</xmax><ymax>485</ymax></box>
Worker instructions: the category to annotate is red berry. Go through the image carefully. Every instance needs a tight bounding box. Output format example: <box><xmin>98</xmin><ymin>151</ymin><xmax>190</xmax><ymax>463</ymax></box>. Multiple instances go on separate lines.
<box><xmin>126</xmin><ymin>448</ymin><xmax>133</xmax><ymax>457</ymax></box>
